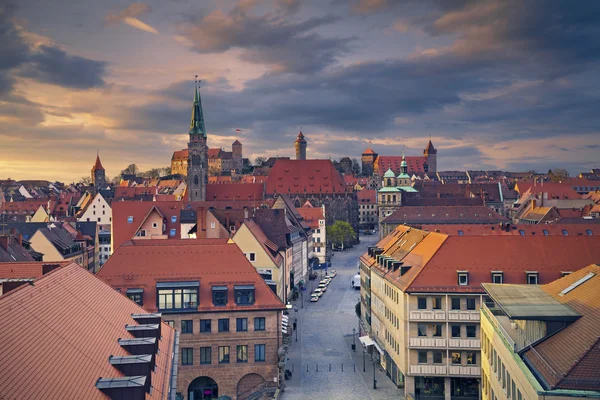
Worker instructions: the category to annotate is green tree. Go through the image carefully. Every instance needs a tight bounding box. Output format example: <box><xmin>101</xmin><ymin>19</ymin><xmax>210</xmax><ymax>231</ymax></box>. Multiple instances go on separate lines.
<box><xmin>121</xmin><ymin>164</ymin><xmax>139</xmax><ymax>176</ymax></box>
<box><xmin>254</xmin><ymin>156</ymin><xmax>267</xmax><ymax>166</ymax></box>
<box><xmin>327</xmin><ymin>220</ymin><xmax>356</xmax><ymax>249</ymax></box>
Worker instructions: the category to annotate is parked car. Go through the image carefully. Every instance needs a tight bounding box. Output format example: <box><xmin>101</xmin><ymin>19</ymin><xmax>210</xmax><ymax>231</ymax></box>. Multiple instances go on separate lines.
<box><xmin>329</xmin><ymin>269</ymin><xmax>337</xmax><ymax>277</ymax></box>
<box><xmin>318</xmin><ymin>283</ymin><xmax>327</xmax><ymax>292</ymax></box>
<box><xmin>319</xmin><ymin>279</ymin><xmax>330</xmax><ymax>286</ymax></box>
<box><xmin>310</xmin><ymin>294</ymin><xmax>319</xmax><ymax>302</ymax></box>
<box><xmin>313</xmin><ymin>288</ymin><xmax>324</xmax><ymax>297</ymax></box>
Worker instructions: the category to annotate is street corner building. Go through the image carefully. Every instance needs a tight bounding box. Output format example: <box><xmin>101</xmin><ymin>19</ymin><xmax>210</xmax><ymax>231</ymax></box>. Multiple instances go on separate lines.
<box><xmin>96</xmin><ymin>239</ymin><xmax>287</xmax><ymax>400</ymax></box>
<box><xmin>0</xmin><ymin>261</ymin><xmax>178</xmax><ymax>400</ymax></box>
<box><xmin>358</xmin><ymin>224</ymin><xmax>600</xmax><ymax>400</ymax></box>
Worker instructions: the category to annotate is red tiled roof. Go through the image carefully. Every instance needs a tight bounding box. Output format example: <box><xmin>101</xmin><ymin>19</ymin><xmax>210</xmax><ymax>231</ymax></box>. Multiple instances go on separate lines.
<box><xmin>206</xmin><ymin>183</ymin><xmax>264</xmax><ymax>201</ymax></box>
<box><xmin>114</xmin><ymin>186</ymin><xmax>158</xmax><ymax>199</ymax></box>
<box><xmin>296</xmin><ymin>207</ymin><xmax>324</xmax><ymax>229</ymax></box>
<box><xmin>241</xmin><ymin>220</ymin><xmax>283</xmax><ymax>265</ymax></box>
<box><xmin>515</xmin><ymin>181</ymin><xmax>580</xmax><ymax>199</ymax></box>
<box><xmin>523</xmin><ymin>265</ymin><xmax>600</xmax><ymax>391</ymax></box>
<box><xmin>239</xmin><ymin>175</ymin><xmax>266</xmax><ymax>184</ymax></box>
<box><xmin>423</xmin><ymin>224</ymin><xmax>598</xmax><ymax>236</ymax></box>
<box><xmin>265</xmin><ymin>159</ymin><xmax>347</xmax><ymax>195</ymax></box>
<box><xmin>376</xmin><ymin>155</ymin><xmax>427</xmax><ymax>175</ymax></box>
<box><xmin>111</xmin><ymin>201</ymin><xmax>184</xmax><ymax>250</ymax></box>
<box><xmin>208</xmin><ymin>176</ymin><xmax>232</xmax><ymax>184</ymax></box>
<box><xmin>207</xmin><ymin>148</ymin><xmax>221</xmax><ymax>159</ymax></box>
<box><xmin>357</xmin><ymin>189</ymin><xmax>377</xmax><ymax>202</ymax></box>
<box><xmin>382</xmin><ymin>206</ymin><xmax>508</xmax><ymax>225</ymax></box>
<box><xmin>0</xmin><ymin>261</ymin><xmax>68</xmax><ymax>280</ymax></box>
<box><xmin>0</xmin><ymin>199</ymin><xmax>53</xmax><ymax>215</ymax></box>
<box><xmin>362</xmin><ymin>148</ymin><xmax>376</xmax><ymax>155</ymax></box>
<box><xmin>0</xmin><ymin>262</ymin><xmax>175</xmax><ymax>399</ymax></box>
<box><xmin>91</xmin><ymin>154</ymin><xmax>104</xmax><ymax>171</ymax></box>
<box><xmin>295</xmin><ymin>131</ymin><xmax>306</xmax><ymax>143</ymax></box>
<box><xmin>172</xmin><ymin>148</ymin><xmax>188</xmax><ymax>160</ymax></box>
<box><xmin>97</xmin><ymin>240</ymin><xmax>285</xmax><ymax>312</ymax></box>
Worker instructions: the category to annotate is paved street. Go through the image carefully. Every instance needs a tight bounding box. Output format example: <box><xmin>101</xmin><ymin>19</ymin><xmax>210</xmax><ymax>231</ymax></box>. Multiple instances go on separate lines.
<box><xmin>281</xmin><ymin>235</ymin><xmax>404</xmax><ymax>400</ymax></box>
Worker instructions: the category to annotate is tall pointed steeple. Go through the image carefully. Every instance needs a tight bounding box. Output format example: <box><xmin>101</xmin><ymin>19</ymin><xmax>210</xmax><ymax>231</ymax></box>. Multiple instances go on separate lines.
<box><xmin>189</xmin><ymin>81</ymin><xmax>206</xmax><ymax>137</ymax></box>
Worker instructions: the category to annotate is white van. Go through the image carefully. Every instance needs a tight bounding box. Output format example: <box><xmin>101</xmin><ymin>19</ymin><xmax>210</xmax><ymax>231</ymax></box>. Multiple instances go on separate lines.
<box><xmin>351</xmin><ymin>274</ymin><xmax>361</xmax><ymax>290</ymax></box>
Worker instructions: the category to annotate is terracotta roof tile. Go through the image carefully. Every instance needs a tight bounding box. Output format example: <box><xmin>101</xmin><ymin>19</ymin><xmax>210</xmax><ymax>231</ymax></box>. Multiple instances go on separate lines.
<box><xmin>376</xmin><ymin>155</ymin><xmax>427</xmax><ymax>175</ymax></box>
<box><xmin>357</xmin><ymin>189</ymin><xmax>377</xmax><ymax>202</ymax></box>
<box><xmin>0</xmin><ymin>262</ymin><xmax>175</xmax><ymax>399</ymax></box>
<box><xmin>206</xmin><ymin>183</ymin><xmax>264</xmax><ymax>201</ymax></box>
<box><xmin>515</xmin><ymin>181</ymin><xmax>581</xmax><ymax>199</ymax></box>
<box><xmin>91</xmin><ymin>155</ymin><xmax>104</xmax><ymax>171</ymax></box>
<box><xmin>97</xmin><ymin>240</ymin><xmax>285</xmax><ymax>312</ymax></box>
<box><xmin>296</xmin><ymin>207</ymin><xmax>324</xmax><ymax>229</ymax></box>
<box><xmin>383</xmin><ymin>205</ymin><xmax>508</xmax><ymax>225</ymax></box>
<box><xmin>172</xmin><ymin>149</ymin><xmax>188</xmax><ymax>160</ymax></box>
<box><xmin>265</xmin><ymin>159</ymin><xmax>347</xmax><ymax>195</ymax></box>
<box><xmin>362</xmin><ymin>148</ymin><xmax>377</xmax><ymax>155</ymax></box>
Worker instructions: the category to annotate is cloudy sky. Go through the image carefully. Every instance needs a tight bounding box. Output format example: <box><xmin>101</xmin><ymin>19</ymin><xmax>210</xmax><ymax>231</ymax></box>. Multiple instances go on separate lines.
<box><xmin>1</xmin><ymin>0</ymin><xmax>599</xmax><ymax>182</ymax></box>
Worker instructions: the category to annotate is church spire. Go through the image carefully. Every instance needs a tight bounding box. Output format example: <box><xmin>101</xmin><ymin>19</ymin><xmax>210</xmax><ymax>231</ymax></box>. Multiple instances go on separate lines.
<box><xmin>189</xmin><ymin>78</ymin><xmax>206</xmax><ymax>137</ymax></box>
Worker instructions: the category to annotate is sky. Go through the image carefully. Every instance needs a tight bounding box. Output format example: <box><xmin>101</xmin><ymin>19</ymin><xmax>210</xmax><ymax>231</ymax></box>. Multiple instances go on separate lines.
<box><xmin>1</xmin><ymin>0</ymin><xmax>599</xmax><ymax>182</ymax></box>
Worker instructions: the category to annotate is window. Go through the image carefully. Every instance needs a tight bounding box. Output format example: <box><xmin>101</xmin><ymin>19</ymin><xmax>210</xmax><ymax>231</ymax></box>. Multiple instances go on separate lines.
<box><xmin>152</xmin><ymin>222</ymin><xmax>158</xmax><ymax>228</ymax></box>
<box><xmin>458</xmin><ymin>272</ymin><xmax>469</xmax><ymax>286</ymax></box>
<box><xmin>182</xmin><ymin>348</ymin><xmax>193</xmax><ymax>365</ymax></box>
<box><xmin>418</xmin><ymin>323</ymin><xmax>427</xmax><ymax>337</ymax></box>
<box><xmin>417</xmin><ymin>297</ymin><xmax>427</xmax><ymax>310</ymax></box>
<box><xmin>512</xmin><ymin>381</ymin><xmax>516</xmax><ymax>399</ymax></box>
<box><xmin>126</xmin><ymin>289</ymin><xmax>143</xmax><ymax>306</ymax></box>
<box><xmin>255</xmin><ymin>344</ymin><xmax>266</xmax><ymax>362</ymax></box>
<box><xmin>218</xmin><ymin>318</ymin><xmax>229</xmax><ymax>332</ymax></box>
<box><xmin>466</xmin><ymin>325</ymin><xmax>476</xmax><ymax>338</ymax></box>
<box><xmin>171</xmin><ymin>215</ymin><xmax>177</xmax><ymax>223</ymax></box>
<box><xmin>212</xmin><ymin>286</ymin><xmax>228</xmax><ymax>306</ymax></box>
<box><xmin>254</xmin><ymin>317</ymin><xmax>266</xmax><ymax>331</ymax></box>
<box><xmin>218</xmin><ymin>346</ymin><xmax>230</xmax><ymax>363</ymax></box>
<box><xmin>527</xmin><ymin>272</ymin><xmax>538</xmax><ymax>285</ymax></box>
<box><xmin>249</xmin><ymin>253</ymin><xmax>256</xmax><ymax>262</ymax></box>
<box><xmin>418</xmin><ymin>351</ymin><xmax>428</xmax><ymax>364</ymax></box>
<box><xmin>502</xmin><ymin>363</ymin><xmax>506</xmax><ymax>388</ymax></box>
<box><xmin>518</xmin><ymin>230</ymin><xmax>525</xmax><ymax>236</ymax></box>
<box><xmin>543</xmin><ymin>229</ymin><xmax>549</xmax><ymax>235</ymax></box>
<box><xmin>181</xmin><ymin>320</ymin><xmax>193</xmax><ymax>334</ymax></box>
<box><xmin>466</xmin><ymin>298</ymin><xmax>476</xmax><ymax>310</ymax></box>
<box><xmin>451</xmin><ymin>325</ymin><xmax>461</xmax><ymax>338</ymax></box>
<box><xmin>432</xmin><ymin>297</ymin><xmax>442</xmax><ymax>310</ymax></box>
<box><xmin>200</xmin><ymin>319</ymin><xmax>212</xmax><ymax>333</ymax></box>
<box><xmin>451</xmin><ymin>298</ymin><xmax>461</xmax><ymax>310</ymax></box>
<box><xmin>169</xmin><ymin>228</ymin><xmax>176</xmax><ymax>237</ymax></box>
<box><xmin>517</xmin><ymin>390</ymin><xmax>522</xmax><ymax>400</ymax></box>
<box><xmin>507</xmin><ymin>372</ymin><xmax>512</xmax><ymax>398</ymax></box>
<box><xmin>237</xmin><ymin>345</ymin><xmax>248</xmax><ymax>363</ymax></box>
<box><xmin>237</xmin><ymin>318</ymin><xmax>248</xmax><ymax>332</ymax></box>
<box><xmin>562</xmin><ymin>229</ymin><xmax>568</xmax><ymax>236</ymax></box>
<box><xmin>452</xmin><ymin>352</ymin><xmax>461</xmax><ymax>365</ymax></box>
<box><xmin>586</xmin><ymin>229</ymin><xmax>593</xmax><ymax>236</ymax></box>
<box><xmin>492</xmin><ymin>272</ymin><xmax>503</xmax><ymax>284</ymax></box>
<box><xmin>234</xmin><ymin>285</ymin><xmax>255</xmax><ymax>305</ymax></box>
<box><xmin>432</xmin><ymin>324</ymin><xmax>442</xmax><ymax>337</ymax></box>
<box><xmin>157</xmin><ymin>282</ymin><xmax>199</xmax><ymax>310</ymax></box>
<box><xmin>433</xmin><ymin>351</ymin><xmax>443</xmax><ymax>364</ymax></box>
<box><xmin>467</xmin><ymin>352</ymin><xmax>477</xmax><ymax>365</ymax></box>
<box><xmin>200</xmin><ymin>347</ymin><xmax>211</xmax><ymax>365</ymax></box>
<box><xmin>127</xmin><ymin>216</ymin><xmax>133</xmax><ymax>223</ymax></box>
<box><xmin>165</xmin><ymin>320</ymin><xmax>174</xmax><ymax>328</ymax></box>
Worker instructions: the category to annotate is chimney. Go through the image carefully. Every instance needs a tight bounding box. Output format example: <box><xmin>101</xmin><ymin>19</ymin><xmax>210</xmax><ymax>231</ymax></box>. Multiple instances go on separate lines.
<box><xmin>244</xmin><ymin>207</ymin><xmax>249</xmax><ymax>220</ymax></box>
<box><xmin>0</xmin><ymin>235</ymin><xmax>9</xmax><ymax>251</ymax></box>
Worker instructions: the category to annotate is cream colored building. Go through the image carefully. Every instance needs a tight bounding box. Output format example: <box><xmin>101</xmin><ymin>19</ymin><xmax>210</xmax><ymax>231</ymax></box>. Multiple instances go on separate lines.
<box><xmin>29</xmin><ymin>224</ymin><xmax>87</xmax><ymax>268</ymax></box>
<box><xmin>360</xmin><ymin>225</ymin><xmax>600</xmax><ymax>400</ymax></box>
<box><xmin>233</xmin><ymin>220</ymin><xmax>287</xmax><ymax>302</ymax></box>
<box><xmin>481</xmin><ymin>265</ymin><xmax>600</xmax><ymax>400</ymax></box>
<box><xmin>78</xmin><ymin>192</ymin><xmax>112</xmax><ymax>225</ymax></box>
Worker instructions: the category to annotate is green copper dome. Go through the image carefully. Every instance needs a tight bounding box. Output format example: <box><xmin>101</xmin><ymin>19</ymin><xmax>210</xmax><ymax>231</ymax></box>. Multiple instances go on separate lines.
<box><xmin>384</xmin><ymin>168</ymin><xmax>396</xmax><ymax>178</ymax></box>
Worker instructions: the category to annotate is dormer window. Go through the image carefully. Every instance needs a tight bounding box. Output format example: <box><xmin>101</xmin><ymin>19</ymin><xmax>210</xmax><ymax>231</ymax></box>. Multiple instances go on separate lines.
<box><xmin>171</xmin><ymin>215</ymin><xmax>177</xmax><ymax>223</ymax></box>
<box><xmin>157</xmin><ymin>281</ymin><xmax>199</xmax><ymax>311</ymax></box>
<box><xmin>126</xmin><ymin>288</ymin><xmax>143</xmax><ymax>305</ymax></box>
<box><xmin>234</xmin><ymin>285</ymin><xmax>255</xmax><ymax>305</ymax></box>
<box><xmin>458</xmin><ymin>271</ymin><xmax>469</xmax><ymax>286</ymax></box>
<box><xmin>491</xmin><ymin>272</ymin><xmax>503</xmax><ymax>284</ymax></box>
<box><xmin>212</xmin><ymin>286</ymin><xmax>228</xmax><ymax>306</ymax></box>
<box><xmin>526</xmin><ymin>272</ymin><xmax>539</xmax><ymax>285</ymax></box>
<box><xmin>562</xmin><ymin>230</ymin><xmax>568</xmax><ymax>236</ymax></box>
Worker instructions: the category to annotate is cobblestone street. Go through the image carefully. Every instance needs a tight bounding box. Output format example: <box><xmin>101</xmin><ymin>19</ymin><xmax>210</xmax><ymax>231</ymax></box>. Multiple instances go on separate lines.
<box><xmin>280</xmin><ymin>235</ymin><xmax>404</xmax><ymax>400</ymax></box>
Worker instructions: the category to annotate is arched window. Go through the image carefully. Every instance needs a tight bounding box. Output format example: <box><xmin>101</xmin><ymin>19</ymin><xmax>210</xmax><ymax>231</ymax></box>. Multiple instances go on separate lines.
<box><xmin>387</xmin><ymin>178</ymin><xmax>391</xmax><ymax>186</ymax></box>
<box><xmin>194</xmin><ymin>175</ymin><xmax>199</xmax><ymax>185</ymax></box>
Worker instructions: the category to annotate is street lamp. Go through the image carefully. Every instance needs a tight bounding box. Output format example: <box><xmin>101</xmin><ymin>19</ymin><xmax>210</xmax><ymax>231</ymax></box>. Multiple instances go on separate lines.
<box><xmin>373</xmin><ymin>360</ymin><xmax>377</xmax><ymax>389</ymax></box>
<box><xmin>352</xmin><ymin>328</ymin><xmax>356</xmax><ymax>351</ymax></box>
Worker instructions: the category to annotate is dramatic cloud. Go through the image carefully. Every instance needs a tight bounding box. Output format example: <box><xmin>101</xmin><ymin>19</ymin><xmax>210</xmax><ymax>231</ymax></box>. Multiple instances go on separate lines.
<box><xmin>105</xmin><ymin>2</ymin><xmax>158</xmax><ymax>34</ymax></box>
<box><xmin>177</xmin><ymin>2</ymin><xmax>352</xmax><ymax>73</ymax></box>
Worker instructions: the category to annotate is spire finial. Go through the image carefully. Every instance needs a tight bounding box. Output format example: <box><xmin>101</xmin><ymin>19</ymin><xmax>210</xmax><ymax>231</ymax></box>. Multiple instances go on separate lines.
<box><xmin>402</xmin><ymin>145</ymin><xmax>405</xmax><ymax>159</ymax></box>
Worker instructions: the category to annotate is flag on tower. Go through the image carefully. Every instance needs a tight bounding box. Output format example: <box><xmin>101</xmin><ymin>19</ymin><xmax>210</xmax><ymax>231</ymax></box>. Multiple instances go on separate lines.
<box><xmin>236</xmin><ymin>129</ymin><xmax>242</xmax><ymax>132</ymax></box>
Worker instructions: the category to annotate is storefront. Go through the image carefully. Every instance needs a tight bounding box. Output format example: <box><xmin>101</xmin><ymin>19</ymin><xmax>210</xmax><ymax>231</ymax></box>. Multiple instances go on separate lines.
<box><xmin>415</xmin><ymin>377</ymin><xmax>445</xmax><ymax>400</ymax></box>
<box><xmin>451</xmin><ymin>378</ymin><xmax>479</xmax><ymax>399</ymax></box>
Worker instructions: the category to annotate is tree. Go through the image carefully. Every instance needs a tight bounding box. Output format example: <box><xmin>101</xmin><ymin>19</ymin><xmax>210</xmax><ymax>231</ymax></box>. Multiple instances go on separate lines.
<box><xmin>121</xmin><ymin>164</ymin><xmax>139</xmax><ymax>176</ymax></box>
<box><xmin>78</xmin><ymin>176</ymin><xmax>91</xmax><ymax>186</ymax></box>
<box><xmin>254</xmin><ymin>156</ymin><xmax>267</xmax><ymax>166</ymax></box>
<box><xmin>352</xmin><ymin>158</ymin><xmax>361</xmax><ymax>176</ymax></box>
<box><xmin>549</xmin><ymin>168</ymin><xmax>569</xmax><ymax>182</ymax></box>
<box><xmin>327</xmin><ymin>220</ymin><xmax>356</xmax><ymax>249</ymax></box>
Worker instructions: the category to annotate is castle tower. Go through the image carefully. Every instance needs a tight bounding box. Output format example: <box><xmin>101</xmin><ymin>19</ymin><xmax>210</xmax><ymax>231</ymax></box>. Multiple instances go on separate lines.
<box><xmin>232</xmin><ymin>140</ymin><xmax>243</xmax><ymax>172</ymax></box>
<box><xmin>91</xmin><ymin>151</ymin><xmax>106</xmax><ymax>190</ymax></box>
<box><xmin>361</xmin><ymin>148</ymin><xmax>378</xmax><ymax>176</ymax></box>
<box><xmin>187</xmin><ymin>81</ymin><xmax>208</xmax><ymax>202</ymax></box>
<box><xmin>424</xmin><ymin>139</ymin><xmax>437</xmax><ymax>175</ymax></box>
<box><xmin>295</xmin><ymin>131</ymin><xmax>307</xmax><ymax>160</ymax></box>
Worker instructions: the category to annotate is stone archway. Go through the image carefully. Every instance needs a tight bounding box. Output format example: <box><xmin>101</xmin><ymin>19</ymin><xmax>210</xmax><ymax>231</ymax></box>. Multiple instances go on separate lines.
<box><xmin>236</xmin><ymin>373</ymin><xmax>265</xmax><ymax>400</ymax></box>
<box><xmin>188</xmin><ymin>376</ymin><xmax>218</xmax><ymax>400</ymax></box>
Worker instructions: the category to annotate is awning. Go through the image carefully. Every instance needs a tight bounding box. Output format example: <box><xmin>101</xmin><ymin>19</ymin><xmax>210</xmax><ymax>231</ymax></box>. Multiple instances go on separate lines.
<box><xmin>359</xmin><ymin>336</ymin><xmax>374</xmax><ymax>347</ymax></box>
<box><xmin>372</xmin><ymin>340</ymin><xmax>384</xmax><ymax>356</ymax></box>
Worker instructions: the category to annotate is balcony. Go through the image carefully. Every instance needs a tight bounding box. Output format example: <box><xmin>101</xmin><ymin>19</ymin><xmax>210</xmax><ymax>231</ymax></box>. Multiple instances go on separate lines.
<box><xmin>409</xmin><ymin>338</ymin><xmax>447</xmax><ymax>348</ymax></box>
<box><xmin>448</xmin><ymin>339</ymin><xmax>480</xmax><ymax>348</ymax></box>
<box><xmin>449</xmin><ymin>366</ymin><xmax>481</xmax><ymax>376</ymax></box>
<box><xmin>448</xmin><ymin>311</ymin><xmax>480</xmax><ymax>321</ymax></box>
<box><xmin>409</xmin><ymin>310</ymin><xmax>446</xmax><ymax>321</ymax></box>
<box><xmin>410</xmin><ymin>365</ymin><xmax>447</xmax><ymax>375</ymax></box>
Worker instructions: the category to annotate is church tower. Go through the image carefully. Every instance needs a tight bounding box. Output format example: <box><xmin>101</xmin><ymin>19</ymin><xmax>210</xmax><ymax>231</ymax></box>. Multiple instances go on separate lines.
<box><xmin>187</xmin><ymin>81</ymin><xmax>208</xmax><ymax>202</ymax></box>
<box><xmin>424</xmin><ymin>139</ymin><xmax>437</xmax><ymax>175</ymax></box>
<box><xmin>295</xmin><ymin>131</ymin><xmax>307</xmax><ymax>160</ymax></box>
<box><xmin>91</xmin><ymin>151</ymin><xmax>106</xmax><ymax>190</ymax></box>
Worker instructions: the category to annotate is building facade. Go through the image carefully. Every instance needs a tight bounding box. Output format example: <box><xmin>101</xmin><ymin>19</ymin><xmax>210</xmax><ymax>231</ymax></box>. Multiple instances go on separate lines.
<box><xmin>187</xmin><ymin>84</ymin><xmax>208</xmax><ymax>202</ymax></box>
<box><xmin>97</xmin><ymin>239</ymin><xmax>286</xmax><ymax>400</ymax></box>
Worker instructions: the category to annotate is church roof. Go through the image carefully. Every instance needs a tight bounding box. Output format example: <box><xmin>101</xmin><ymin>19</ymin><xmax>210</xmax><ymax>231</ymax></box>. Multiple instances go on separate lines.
<box><xmin>376</xmin><ymin>155</ymin><xmax>427</xmax><ymax>175</ymax></box>
<box><xmin>265</xmin><ymin>159</ymin><xmax>346</xmax><ymax>195</ymax></box>
<box><xmin>295</xmin><ymin>131</ymin><xmax>307</xmax><ymax>143</ymax></box>
<box><xmin>424</xmin><ymin>139</ymin><xmax>436</xmax><ymax>154</ymax></box>
<box><xmin>92</xmin><ymin>155</ymin><xmax>104</xmax><ymax>171</ymax></box>
<box><xmin>233</xmin><ymin>139</ymin><xmax>242</xmax><ymax>145</ymax></box>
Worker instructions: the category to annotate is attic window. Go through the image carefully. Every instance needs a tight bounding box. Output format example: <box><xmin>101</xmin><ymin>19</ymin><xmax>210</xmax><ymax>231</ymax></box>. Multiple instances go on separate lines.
<box><xmin>526</xmin><ymin>272</ymin><xmax>538</xmax><ymax>285</ymax></box>
<box><xmin>586</xmin><ymin>229</ymin><xmax>592</xmax><ymax>236</ymax></box>
<box><xmin>458</xmin><ymin>271</ymin><xmax>469</xmax><ymax>286</ymax></box>
<box><xmin>127</xmin><ymin>216</ymin><xmax>134</xmax><ymax>223</ymax></box>
<box><xmin>543</xmin><ymin>230</ymin><xmax>549</xmax><ymax>235</ymax></box>
<box><xmin>126</xmin><ymin>288</ymin><xmax>144</xmax><ymax>305</ymax></box>
<box><xmin>491</xmin><ymin>272</ymin><xmax>503</xmax><ymax>284</ymax></box>
<box><xmin>171</xmin><ymin>216</ymin><xmax>177</xmax><ymax>223</ymax></box>
<box><xmin>562</xmin><ymin>230</ymin><xmax>568</xmax><ymax>236</ymax></box>
<box><xmin>458</xmin><ymin>230</ymin><xmax>464</xmax><ymax>236</ymax></box>
<box><xmin>519</xmin><ymin>230</ymin><xmax>525</xmax><ymax>236</ymax></box>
